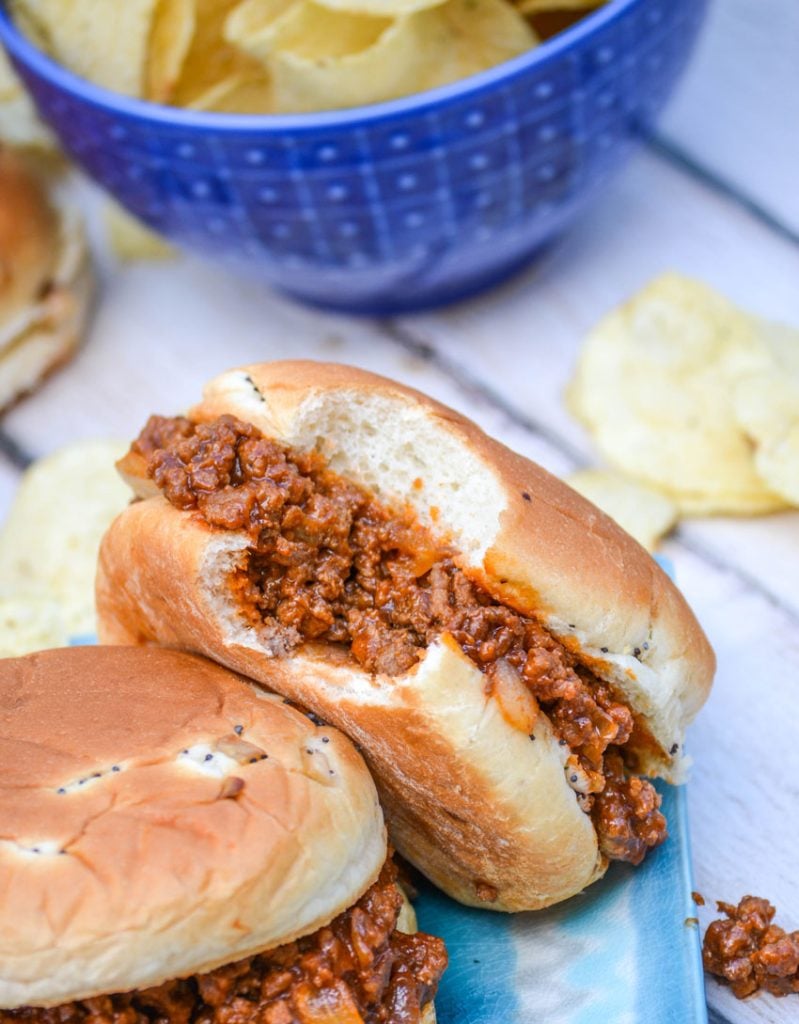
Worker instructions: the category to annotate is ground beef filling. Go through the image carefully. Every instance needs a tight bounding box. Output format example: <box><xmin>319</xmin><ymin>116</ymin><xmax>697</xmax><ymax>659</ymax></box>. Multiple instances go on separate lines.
<box><xmin>703</xmin><ymin>896</ymin><xmax>799</xmax><ymax>999</ymax></box>
<box><xmin>2</xmin><ymin>862</ymin><xmax>446</xmax><ymax>1024</ymax></box>
<box><xmin>133</xmin><ymin>414</ymin><xmax>667</xmax><ymax>865</ymax></box>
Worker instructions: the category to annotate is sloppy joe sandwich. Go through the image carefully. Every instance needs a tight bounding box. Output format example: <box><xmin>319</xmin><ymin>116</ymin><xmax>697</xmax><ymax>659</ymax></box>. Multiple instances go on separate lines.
<box><xmin>0</xmin><ymin>145</ymin><xmax>93</xmax><ymax>412</ymax></box>
<box><xmin>0</xmin><ymin>645</ymin><xmax>446</xmax><ymax>1023</ymax></box>
<box><xmin>97</xmin><ymin>361</ymin><xmax>715</xmax><ymax>911</ymax></box>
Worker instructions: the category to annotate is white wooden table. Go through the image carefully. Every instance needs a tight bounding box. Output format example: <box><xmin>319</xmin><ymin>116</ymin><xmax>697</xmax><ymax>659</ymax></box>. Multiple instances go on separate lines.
<box><xmin>1</xmin><ymin>2</ymin><xmax>797</xmax><ymax>1021</ymax></box>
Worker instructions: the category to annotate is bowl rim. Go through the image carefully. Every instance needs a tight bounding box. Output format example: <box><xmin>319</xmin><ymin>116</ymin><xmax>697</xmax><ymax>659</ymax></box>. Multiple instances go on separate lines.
<box><xmin>0</xmin><ymin>0</ymin><xmax>645</xmax><ymax>131</ymax></box>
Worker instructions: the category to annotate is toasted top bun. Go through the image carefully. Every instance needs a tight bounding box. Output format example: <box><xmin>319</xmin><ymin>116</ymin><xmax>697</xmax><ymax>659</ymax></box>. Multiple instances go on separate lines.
<box><xmin>0</xmin><ymin>646</ymin><xmax>385</xmax><ymax>1009</ymax></box>
<box><xmin>100</xmin><ymin>361</ymin><xmax>715</xmax><ymax>911</ymax></box>
<box><xmin>0</xmin><ymin>146</ymin><xmax>58</xmax><ymax>326</ymax></box>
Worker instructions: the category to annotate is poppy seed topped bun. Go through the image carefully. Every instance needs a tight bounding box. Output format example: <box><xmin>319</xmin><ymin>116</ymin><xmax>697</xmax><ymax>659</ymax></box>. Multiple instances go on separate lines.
<box><xmin>0</xmin><ymin>646</ymin><xmax>386</xmax><ymax>1009</ymax></box>
<box><xmin>98</xmin><ymin>362</ymin><xmax>715</xmax><ymax>912</ymax></box>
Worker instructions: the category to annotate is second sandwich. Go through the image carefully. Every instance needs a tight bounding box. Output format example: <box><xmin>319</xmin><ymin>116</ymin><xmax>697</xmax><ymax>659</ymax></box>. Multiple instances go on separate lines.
<box><xmin>0</xmin><ymin>645</ymin><xmax>445</xmax><ymax>1023</ymax></box>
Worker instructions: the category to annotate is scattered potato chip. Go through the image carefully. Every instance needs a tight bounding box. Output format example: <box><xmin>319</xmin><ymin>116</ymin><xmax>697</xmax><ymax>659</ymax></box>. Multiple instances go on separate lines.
<box><xmin>565</xmin><ymin>469</ymin><xmax>678</xmax><ymax>551</ymax></box>
<box><xmin>0</xmin><ymin>439</ymin><xmax>130</xmax><ymax>638</ymax></box>
<box><xmin>11</xmin><ymin>0</ymin><xmax>163</xmax><ymax>95</ymax></box>
<box><xmin>729</xmin><ymin>322</ymin><xmax>799</xmax><ymax>505</ymax></box>
<box><xmin>0</xmin><ymin>45</ymin><xmax>55</xmax><ymax>150</ymax></box>
<box><xmin>228</xmin><ymin>0</ymin><xmax>535</xmax><ymax>114</ymax></box>
<box><xmin>105</xmin><ymin>202</ymin><xmax>176</xmax><ymax>262</ymax></box>
<box><xmin>566</xmin><ymin>274</ymin><xmax>790</xmax><ymax>515</ymax></box>
<box><xmin>146</xmin><ymin>0</ymin><xmax>197</xmax><ymax>103</ymax></box>
<box><xmin>0</xmin><ymin>594</ymin><xmax>69</xmax><ymax>657</ymax></box>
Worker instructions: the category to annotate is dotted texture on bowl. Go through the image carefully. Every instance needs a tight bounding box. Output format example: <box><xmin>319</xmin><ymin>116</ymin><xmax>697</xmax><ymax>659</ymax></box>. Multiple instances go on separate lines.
<box><xmin>5</xmin><ymin>0</ymin><xmax>707</xmax><ymax>313</ymax></box>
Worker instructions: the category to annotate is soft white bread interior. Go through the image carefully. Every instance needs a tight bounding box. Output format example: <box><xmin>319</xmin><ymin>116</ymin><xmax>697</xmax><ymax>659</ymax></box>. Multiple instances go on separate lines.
<box><xmin>0</xmin><ymin>146</ymin><xmax>93</xmax><ymax>411</ymax></box>
<box><xmin>0</xmin><ymin>646</ymin><xmax>386</xmax><ymax>1009</ymax></box>
<box><xmin>99</xmin><ymin>361</ymin><xmax>715</xmax><ymax>911</ymax></box>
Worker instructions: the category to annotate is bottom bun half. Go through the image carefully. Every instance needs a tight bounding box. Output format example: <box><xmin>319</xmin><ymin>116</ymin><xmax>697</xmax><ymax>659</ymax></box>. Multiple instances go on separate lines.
<box><xmin>98</xmin><ymin>498</ymin><xmax>605</xmax><ymax>912</ymax></box>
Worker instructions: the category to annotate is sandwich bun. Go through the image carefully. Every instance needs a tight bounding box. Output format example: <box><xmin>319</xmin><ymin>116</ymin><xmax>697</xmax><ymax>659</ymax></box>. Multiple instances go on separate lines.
<box><xmin>0</xmin><ymin>645</ymin><xmax>386</xmax><ymax>1009</ymax></box>
<box><xmin>0</xmin><ymin>145</ymin><xmax>93</xmax><ymax>411</ymax></box>
<box><xmin>98</xmin><ymin>361</ymin><xmax>715</xmax><ymax>911</ymax></box>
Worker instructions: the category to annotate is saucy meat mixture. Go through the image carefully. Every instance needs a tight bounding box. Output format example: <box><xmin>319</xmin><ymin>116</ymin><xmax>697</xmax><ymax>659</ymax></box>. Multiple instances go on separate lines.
<box><xmin>3</xmin><ymin>861</ymin><xmax>446</xmax><ymax>1024</ymax></box>
<box><xmin>133</xmin><ymin>414</ymin><xmax>667</xmax><ymax>866</ymax></box>
<box><xmin>703</xmin><ymin>896</ymin><xmax>799</xmax><ymax>999</ymax></box>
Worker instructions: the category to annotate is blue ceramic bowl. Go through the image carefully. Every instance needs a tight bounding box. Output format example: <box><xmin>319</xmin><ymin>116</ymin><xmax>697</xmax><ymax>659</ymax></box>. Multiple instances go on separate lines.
<box><xmin>0</xmin><ymin>0</ymin><xmax>706</xmax><ymax>314</ymax></box>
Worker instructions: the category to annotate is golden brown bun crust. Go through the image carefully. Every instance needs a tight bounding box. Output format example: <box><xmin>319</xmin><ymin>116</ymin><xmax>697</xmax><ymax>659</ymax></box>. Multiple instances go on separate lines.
<box><xmin>0</xmin><ymin>646</ymin><xmax>385</xmax><ymax>1009</ymax></box>
<box><xmin>0</xmin><ymin>146</ymin><xmax>58</xmax><ymax>324</ymax></box>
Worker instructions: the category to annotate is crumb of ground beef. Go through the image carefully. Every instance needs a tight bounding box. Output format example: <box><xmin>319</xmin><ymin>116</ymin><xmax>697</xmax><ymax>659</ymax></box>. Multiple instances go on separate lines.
<box><xmin>703</xmin><ymin>895</ymin><xmax>799</xmax><ymax>998</ymax></box>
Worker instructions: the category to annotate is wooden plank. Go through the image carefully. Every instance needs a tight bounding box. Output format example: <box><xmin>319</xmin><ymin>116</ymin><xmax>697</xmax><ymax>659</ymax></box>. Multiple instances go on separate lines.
<box><xmin>657</xmin><ymin>0</ymin><xmax>799</xmax><ymax>234</ymax></box>
<box><xmin>394</xmin><ymin>148</ymin><xmax>799</xmax><ymax>615</ymax></box>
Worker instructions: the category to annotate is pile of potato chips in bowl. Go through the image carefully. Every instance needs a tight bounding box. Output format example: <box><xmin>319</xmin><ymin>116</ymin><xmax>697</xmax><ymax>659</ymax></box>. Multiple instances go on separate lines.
<box><xmin>0</xmin><ymin>0</ymin><xmax>709</xmax><ymax>312</ymax></box>
<box><xmin>7</xmin><ymin>0</ymin><xmax>609</xmax><ymax>114</ymax></box>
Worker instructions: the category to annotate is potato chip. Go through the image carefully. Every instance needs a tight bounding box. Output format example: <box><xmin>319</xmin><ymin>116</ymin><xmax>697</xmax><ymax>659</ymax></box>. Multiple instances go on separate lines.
<box><xmin>0</xmin><ymin>595</ymin><xmax>69</xmax><ymax>657</ymax></box>
<box><xmin>566</xmin><ymin>274</ymin><xmax>789</xmax><ymax>516</ymax></box>
<box><xmin>105</xmin><ymin>202</ymin><xmax>176</xmax><ymax>261</ymax></box>
<box><xmin>225</xmin><ymin>0</ymin><xmax>320</xmax><ymax>53</ymax></box>
<box><xmin>187</xmin><ymin>71</ymin><xmax>275</xmax><ymax>112</ymax></box>
<box><xmin>229</xmin><ymin>2</ymin><xmax>423</xmax><ymax>113</ymax></box>
<box><xmin>422</xmin><ymin>0</ymin><xmax>538</xmax><ymax>89</ymax></box>
<box><xmin>316</xmin><ymin>0</ymin><xmax>446</xmax><ymax>15</ymax></box>
<box><xmin>11</xmin><ymin>0</ymin><xmax>162</xmax><ymax>95</ymax></box>
<box><xmin>173</xmin><ymin>0</ymin><xmax>267</xmax><ymax>106</ymax></box>
<box><xmin>565</xmin><ymin>469</ymin><xmax>678</xmax><ymax>551</ymax></box>
<box><xmin>229</xmin><ymin>0</ymin><xmax>535</xmax><ymax>114</ymax></box>
<box><xmin>0</xmin><ymin>439</ymin><xmax>130</xmax><ymax>637</ymax></box>
<box><xmin>729</xmin><ymin>322</ymin><xmax>799</xmax><ymax>505</ymax></box>
<box><xmin>146</xmin><ymin>0</ymin><xmax>197</xmax><ymax>103</ymax></box>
